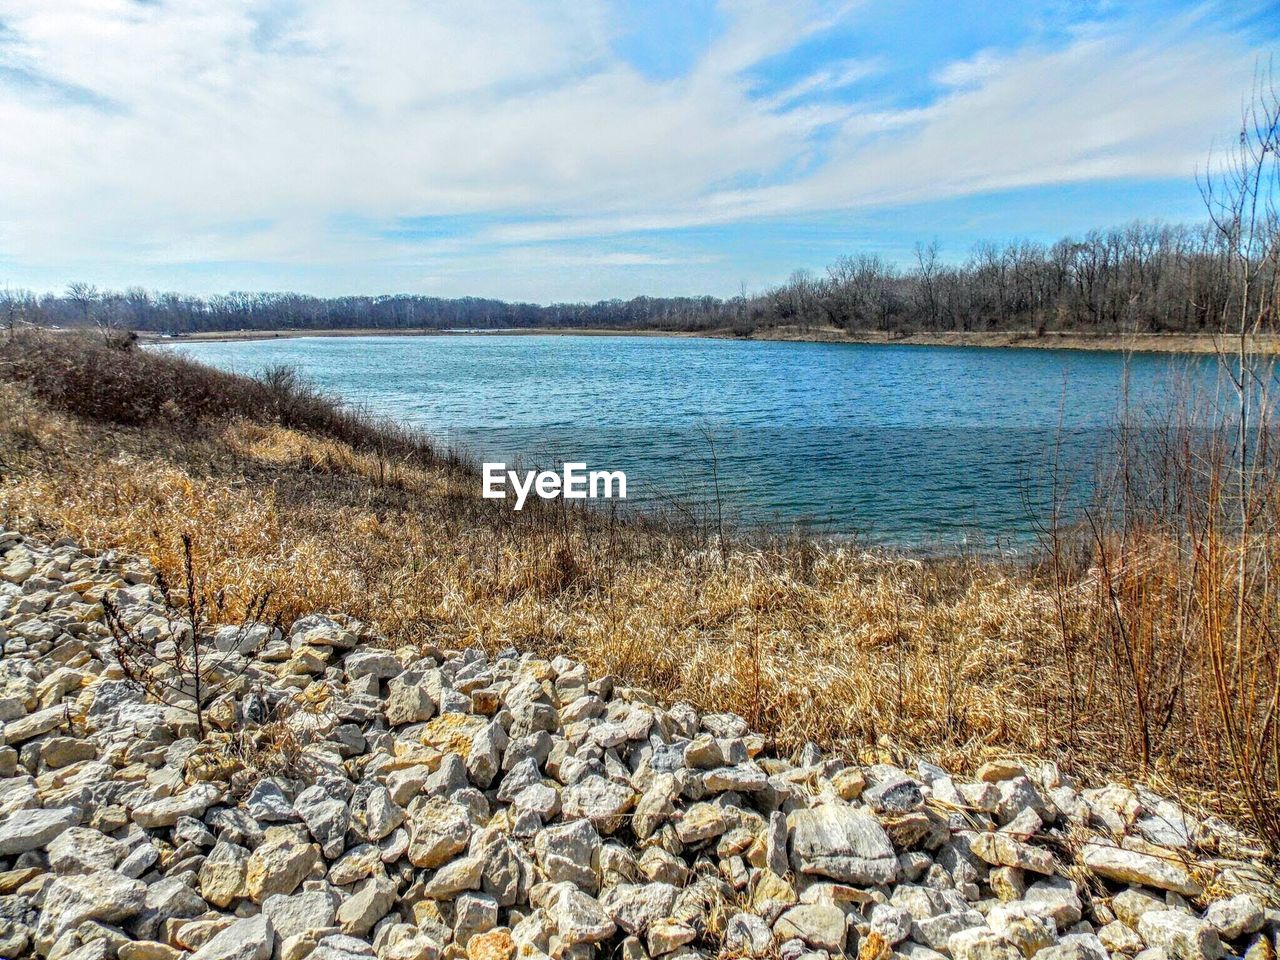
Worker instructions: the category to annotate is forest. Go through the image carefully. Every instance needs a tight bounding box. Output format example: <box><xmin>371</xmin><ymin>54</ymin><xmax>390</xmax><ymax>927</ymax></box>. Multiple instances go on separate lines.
<box><xmin>2</xmin><ymin>220</ymin><xmax>1270</xmax><ymax>337</ymax></box>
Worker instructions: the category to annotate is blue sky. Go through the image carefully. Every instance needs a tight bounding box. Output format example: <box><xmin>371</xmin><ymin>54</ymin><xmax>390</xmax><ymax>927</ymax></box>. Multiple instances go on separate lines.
<box><xmin>0</xmin><ymin>0</ymin><xmax>1275</xmax><ymax>302</ymax></box>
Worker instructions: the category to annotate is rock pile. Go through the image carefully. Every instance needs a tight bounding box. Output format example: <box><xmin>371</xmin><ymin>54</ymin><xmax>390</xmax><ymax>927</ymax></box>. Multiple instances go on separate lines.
<box><xmin>0</xmin><ymin>530</ymin><xmax>1276</xmax><ymax>960</ymax></box>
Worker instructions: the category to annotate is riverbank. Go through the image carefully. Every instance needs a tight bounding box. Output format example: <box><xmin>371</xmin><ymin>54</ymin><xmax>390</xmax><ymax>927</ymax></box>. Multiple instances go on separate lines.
<box><xmin>1</xmin><ymin>527</ymin><xmax>1275</xmax><ymax>960</ymax></box>
<box><xmin>141</xmin><ymin>325</ymin><xmax>1280</xmax><ymax>355</ymax></box>
<box><xmin>2</xmin><ymin>330</ymin><xmax>1279</xmax><ymax>860</ymax></box>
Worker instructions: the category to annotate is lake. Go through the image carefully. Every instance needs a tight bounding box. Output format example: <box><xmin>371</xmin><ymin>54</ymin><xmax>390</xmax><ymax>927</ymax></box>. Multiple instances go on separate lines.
<box><xmin>161</xmin><ymin>334</ymin><xmax>1216</xmax><ymax>547</ymax></box>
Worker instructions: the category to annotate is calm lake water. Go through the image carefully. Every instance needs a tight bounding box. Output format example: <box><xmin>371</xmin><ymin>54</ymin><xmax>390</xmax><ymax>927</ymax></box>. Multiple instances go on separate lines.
<box><xmin>162</xmin><ymin>334</ymin><xmax>1217</xmax><ymax>547</ymax></box>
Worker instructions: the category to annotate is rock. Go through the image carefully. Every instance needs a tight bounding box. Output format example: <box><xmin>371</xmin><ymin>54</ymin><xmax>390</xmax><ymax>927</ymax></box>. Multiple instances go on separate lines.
<box><xmin>970</xmin><ymin>832</ymin><xmax>1055</xmax><ymax>874</ymax></box>
<box><xmin>408</xmin><ymin>798</ymin><xmax>472</xmax><ymax>868</ymax></box>
<box><xmin>263</xmin><ymin>889</ymin><xmax>339</xmax><ymax>944</ymax></box>
<box><xmin>561</xmin><ymin>775</ymin><xmax>635</xmax><ymax>833</ymax></box>
<box><xmin>1099</xmin><ymin>920</ymin><xmax>1145</xmax><ymax>954</ymax></box>
<box><xmin>119</xmin><ymin>943</ymin><xmax>182</xmax><ymax>960</ymax></box>
<box><xmin>47</xmin><ymin>827</ymin><xmax>125</xmax><ymax>874</ymax></box>
<box><xmin>548</xmin><ymin>884</ymin><xmax>616</xmax><ymax>945</ymax></box>
<box><xmin>869</xmin><ymin>904</ymin><xmax>913</xmax><ymax>945</ymax></box>
<box><xmin>1079</xmin><ymin>844</ymin><xmax>1202</xmax><ymax>896</ymax></box>
<box><xmin>420</xmin><ymin>854</ymin><xmax>484</xmax><ymax>898</ymax></box>
<box><xmin>534</xmin><ymin>818</ymin><xmax>601</xmax><ymax>892</ymax></box>
<box><xmin>337</xmin><ymin>874</ymin><xmax>397</xmax><ymax>936</ymax></box>
<box><xmin>294</xmin><ymin>785</ymin><xmax>350</xmax><ymax>858</ymax></box>
<box><xmin>246</xmin><ymin>829</ymin><xmax>321</xmax><ymax>902</ymax></box>
<box><xmin>386</xmin><ymin>671</ymin><xmax>435</xmax><ymax>726</ymax></box>
<box><xmin>1138</xmin><ymin>911</ymin><xmax>1225</xmax><ymax>960</ymax></box>
<box><xmin>454</xmin><ymin>892</ymin><xmax>499</xmax><ymax>947</ymax></box>
<box><xmin>189</xmin><ymin>913</ymin><xmax>274</xmax><ymax>960</ymax></box>
<box><xmin>774</xmin><ymin>904</ymin><xmax>847</xmax><ymax>953</ymax></box>
<box><xmin>599</xmin><ymin>882</ymin><xmax>679</xmax><ymax>936</ymax></box>
<box><xmin>1023</xmin><ymin>877</ymin><xmax>1083</xmax><ymax>929</ymax></box>
<box><xmin>358</xmin><ymin>786</ymin><xmax>404</xmax><ymax>842</ymax></box>
<box><xmin>467</xmin><ymin>929</ymin><xmax>515</xmax><ymax>960</ymax></box>
<box><xmin>674</xmin><ymin>802</ymin><xmax>727</xmax><ymax>844</ymax></box>
<box><xmin>646</xmin><ymin>918</ymin><xmax>696</xmax><ymax>956</ymax></box>
<box><xmin>132</xmin><ymin>782</ymin><xmax>223</xmax><ymax>828</ymax></box>
<box><xmin>2</xmin><ymin>704</ymin><xmax>68</xmax><ymax>742</ymax></box>
<box><xmin>949</xmin><ymin>928</ymin><xmax>1023</xmax><ymax>960</ymax></box>
<box><xmin>863</xmin><ymin>771</ymin><xmax>925</xmax><ymax>813</ymax></box>
<box><xmin>788</xmin><ymin>805</ymin><xmax>898</xmax><ymax>884</ymax></box>
<box><xmin>199</xmin><ymin>841</ymin><xmax>251</xmax><ymax>908</ymax></box>
<box><xmin>1203</xmin><ymin>895</ymin><xmax>1264</xmax><ymax>940</ymax></box>
<box><xmin>988</xmin><ymin>903</ymin><xmax>1057</xmax><ymax>957</ymax></box>
<box><xmin>977</xmin><ymin>760</ymin><xmax>1027</xmax><ymax>782</ymax></box>
<box><xmin>35</xmin><ymin>869</ymin><xmax>146</xmax><ymax>950</ymax></box>
<box><xmin>344</xmin><ymin>649</ymin><xmax>402</xmax><ymax>680</ymax></box>
<box><xmin>0</xmin><ymin>806</ymin><xmax>79</xmax><ymax>855</ymax></box>
<box><xmin>725</xmin><ymin>912</ymin><xmax>774</xmax><ymax>956</ymax></box>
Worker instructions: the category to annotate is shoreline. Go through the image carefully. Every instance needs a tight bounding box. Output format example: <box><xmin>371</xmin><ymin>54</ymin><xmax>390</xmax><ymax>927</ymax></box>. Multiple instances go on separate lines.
<box><xmin>140</xmin><ymin>324</ymin><xmax>1279</xmax><ymax>355</ymax></box>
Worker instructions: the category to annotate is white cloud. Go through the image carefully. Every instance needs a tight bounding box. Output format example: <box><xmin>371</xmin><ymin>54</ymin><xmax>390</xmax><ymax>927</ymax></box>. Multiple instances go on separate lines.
<box><xmin>0</xmin><ymin>0</ymin><xmax>1263</xmax><ymax>298</ymax></box>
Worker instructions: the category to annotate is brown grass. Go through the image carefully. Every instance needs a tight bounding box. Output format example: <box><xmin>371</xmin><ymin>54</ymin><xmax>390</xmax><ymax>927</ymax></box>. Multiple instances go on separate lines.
<box><xmin>0</xmin><ymin>331</ymin><xmax>1276</xmax><ymax>851</ymax></box>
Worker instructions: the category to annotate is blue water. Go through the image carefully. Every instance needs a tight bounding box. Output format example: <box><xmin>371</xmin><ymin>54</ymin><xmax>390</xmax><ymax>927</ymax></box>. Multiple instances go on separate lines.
<box><xmin>161</xmin><ymin>334</ymin><xmax>1217</xmax><ymax>547</ymax></box>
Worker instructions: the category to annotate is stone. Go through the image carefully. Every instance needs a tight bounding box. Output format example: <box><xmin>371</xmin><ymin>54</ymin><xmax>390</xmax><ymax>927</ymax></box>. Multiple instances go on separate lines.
<box><xmin>988</xmin><ymin>903</ymin><xmax>1057</xmax><ymax>957</ymax></box>
<box><xmin>948</xmin><ymin>928</ymin><xmax>1023</xmax><ymax>960</ymax></box>
<box><xmin>35</xmin><ymin>870</ymin><xmax>146</xmax><ymax>950</ymax></box>
<box><xmin>263</xmin><ymin>890</ymin><xmax>339</xmax><ymax>944</ymax></box>
<box><xmin>788</xmin><ymin>805</ymin><xmax>898</xmax><ymax>884</ymax></box>
<box><xmin>408</xmin><ymin>798</ymin><xmax>472</xmax><ymax>868</ymax></box>
<box><xmin>1138</xmin><ymin>911</ymin><xmax>1225</xmax><ymax>960</ymax></box>
<box><xmin>386</xmin><ymin>670</ymin><xmax>436</xmax><ymax>726</ymax></box>
<box><xmin>0</xmin><ymin>806</ymin><xmax>79</xmax><ymax>855</ymax></box>
<box><xmin>1099</xmin><ymin>920</ymin><xmax>1145</xmax><ymax>954</ymax></box>
<box><xmin>199</xmin><ymin>841</ymin><xmax>251</xmax><ymax>908</ymax></box>
<box><xmin>561</xmin><ymin>775</ymin><xmax>635</xmax><ymax>833</ymax></box>
<box><xmin>46</xmin><ymin>827</ymin><xmax>125</xmax><ymax>874</ymax></box>
<box><xmin>246</xmin><ymin>830</ymin><xmax>321</xmax><ymax>902</ymax></box>
<box><xmin>132</xmin><ymin>783</ymin><xmax>223</xmax><ymax>828</ymax></box>
<box><xmin>119</xmin><ymin>943</ymin><xmax>182</xmax><ymax>960</ymax></box>
<box><xmin>533</xmin><ymin>818</ymin><xmax>601</xmax><ymax>892</ymax></box>
<box><xmin>466</xmin><ymin>929</ymin><xmax>515</xmax><ymax>960</ymax></box>
<box><xmin>189</xmin><ymin>913</ymin><xmax>273</xmax><ymax>960</ymax></box>
<box><xmin>1080</xmin><ymin>844</ymin><xmax>1202</xmax><ymax>896</ymax></box>
<box><xmin>774</xmin><ymin>904</ymin><xmax>847</xmax><ymax>953</ymax></box>
<box><xmin>674</xmin><ymin>802</ymin><xmax>728</xmax><ymax>844</ymax></box>
<box><xmin>1203</xmin><ymin>895</ymin><xmax>1264</xmax><ymax>941</ymax></box>
<box><xmin>549</xmin><ymin>884</ymin><xmax>616</xmax><ymax>945</ymax></box>
<box><xmin>420</xmin><ymin>854</ymin><xmax>484</xmax><ymax>898</ymax></box>
<box><xmin>454</xmin><ymin>892</ymin><xmax>499</xmax><ymax>947</ymax></box>
<box><xmin>863</xmin><ymin>772</ymin><xmax>925</xmax><ymax>814</ymax></box>
<box><xmin>294</xmin><ymin>785</ymin><xmax>350</xmax><ymax>858</ymax></box>
<box><xmin>344</xmin><ymin>649</ymin><xmax>402</xmax><ymax>680</ymax></box>
<box><xmin>337</xmin><ymin>874</ymin><xmax>397</xmax><ymax>936</ymax></box>
<box><xmin>599</xmin><ymin>882</ymin><xmax>679</xmax><ymax>936</ymax></box>
<box><xmin>970</xmin><ymin>832</ymin><xmax>1054</xmax><ymax>874</ymax></box>
<box><xmin>646</xmin><ymin>918</ymin><xmax>696</xmax><ymax>956</ymax></box>
<box><xmin>869</xmin><ymin>904</ymin><xmax>913</xmax><ymax>945</ymax></box>
<box><xmin>724</xmin><ymin>913</ymin><xmax>774</xmax><ymax>956</ymax></box>
<box><xmin>2</xmin><ymin>704</ymin><xmax>68</xmax><ymax>742</ymax></box>
<box><xmin>1022</xmin><ymin>877</ymin><xmax>1082</xmax><ymax>929</ymax></box>
<box><xmin>359</xmin><ymin>786</ymin><xmax>404</xmax><ymax>842</ymax></box>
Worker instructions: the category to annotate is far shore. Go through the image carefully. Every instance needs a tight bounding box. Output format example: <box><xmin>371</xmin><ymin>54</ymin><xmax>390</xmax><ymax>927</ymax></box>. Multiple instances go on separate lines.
<box><xmin>138</xmin><ymin>324</ymin><xmax>1280</xmax><ymax>355</ymax></box>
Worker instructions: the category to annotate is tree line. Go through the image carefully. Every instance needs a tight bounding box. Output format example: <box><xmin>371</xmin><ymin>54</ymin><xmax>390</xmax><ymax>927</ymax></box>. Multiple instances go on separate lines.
<box><xmin>3</xmin><ymin>219</ymin><xmax>1272</xmax><ymax>337</ymax></box>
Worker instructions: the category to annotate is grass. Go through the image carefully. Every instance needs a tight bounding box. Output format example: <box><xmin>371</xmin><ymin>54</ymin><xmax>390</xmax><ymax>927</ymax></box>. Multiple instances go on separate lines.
<box><xmin>1</xmin><ymin>330</ymin><xmax>1276</xmax><ymax>856</ymax></box>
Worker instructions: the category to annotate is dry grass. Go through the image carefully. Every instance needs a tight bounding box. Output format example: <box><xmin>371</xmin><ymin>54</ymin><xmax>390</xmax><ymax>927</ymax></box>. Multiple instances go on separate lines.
<box><xmin>0</xmin><ymin>331</ymin><xmax>1276</xmax><ymax>850</ymax></box>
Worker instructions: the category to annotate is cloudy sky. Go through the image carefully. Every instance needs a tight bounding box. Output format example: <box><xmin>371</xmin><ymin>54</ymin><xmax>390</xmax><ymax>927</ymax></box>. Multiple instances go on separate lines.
<box><xmin>0</xmin><ymin>0</ymin><xmax>1276</xmax><ymax>302</ymax></box>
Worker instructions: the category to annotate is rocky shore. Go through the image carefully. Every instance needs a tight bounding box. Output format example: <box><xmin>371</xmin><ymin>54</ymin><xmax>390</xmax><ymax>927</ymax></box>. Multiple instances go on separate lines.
<box><xmin>0</xmin><ymin>531</ymin><xmax>1275</xmax><ymax>960</ymax></box>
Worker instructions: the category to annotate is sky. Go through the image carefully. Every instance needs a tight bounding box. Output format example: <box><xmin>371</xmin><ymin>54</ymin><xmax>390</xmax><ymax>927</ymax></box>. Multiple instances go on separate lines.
<box><xmin>0</xmin><ymin>0</ymin><xmax>1277</xmax><ymax>303</ymax></box>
